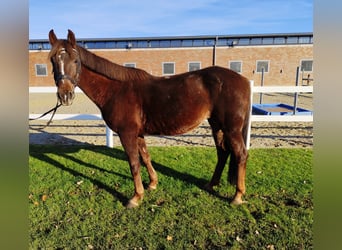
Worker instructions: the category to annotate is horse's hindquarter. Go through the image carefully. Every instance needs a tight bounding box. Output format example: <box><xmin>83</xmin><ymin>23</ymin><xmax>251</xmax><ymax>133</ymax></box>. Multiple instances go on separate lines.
<box><xmin>142</xmin><ymin>74</ymin><xmax>212</xmax><ymax>135</ymax></box>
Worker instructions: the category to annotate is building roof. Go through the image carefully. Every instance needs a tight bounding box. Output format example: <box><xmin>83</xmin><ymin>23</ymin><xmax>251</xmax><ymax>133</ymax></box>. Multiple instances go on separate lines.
<box><xmin>29</xmin><ymin>32</ymin><xmax>313</xmax><ymax>50</ymax></box>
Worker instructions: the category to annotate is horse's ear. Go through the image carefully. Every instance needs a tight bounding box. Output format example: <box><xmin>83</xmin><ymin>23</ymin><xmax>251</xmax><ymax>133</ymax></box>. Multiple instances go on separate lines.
<box><xmin>67</xmin><ymin>29</ymin><xmax>77</xmax><ymax>48</ymax></box>
<box><xmin>49</xmin><ymin>29</ymin><xmax>58</xmax><ymax>45</ymax></box>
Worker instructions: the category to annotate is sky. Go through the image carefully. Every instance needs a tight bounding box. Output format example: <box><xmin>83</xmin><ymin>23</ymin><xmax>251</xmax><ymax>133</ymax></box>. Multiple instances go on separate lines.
<box><xmin>29</xmin><ymin>0</ymin><xmax>312</xmax><ymax>40</ymax></box>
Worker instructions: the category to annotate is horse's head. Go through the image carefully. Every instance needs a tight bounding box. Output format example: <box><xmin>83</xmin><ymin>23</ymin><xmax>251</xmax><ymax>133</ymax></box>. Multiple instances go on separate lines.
<box><xmin>48</xmin><ymin>29</ymin><xmax>81</xmax><ymax>106</ymax></box>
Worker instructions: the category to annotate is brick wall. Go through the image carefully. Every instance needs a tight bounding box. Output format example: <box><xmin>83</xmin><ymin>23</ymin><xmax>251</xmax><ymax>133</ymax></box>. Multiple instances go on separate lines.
<box><xmin>29</xmin><ymin>44</ymin><xmax>313</xmax><ymax>86</ymax></box>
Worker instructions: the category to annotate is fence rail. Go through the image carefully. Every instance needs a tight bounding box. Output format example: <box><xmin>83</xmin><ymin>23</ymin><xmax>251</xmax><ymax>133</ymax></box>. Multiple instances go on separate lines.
<box><xmin>29</xmin><ymin>83</ymin><xmax>313</xmax><ymax>149</ymax></box>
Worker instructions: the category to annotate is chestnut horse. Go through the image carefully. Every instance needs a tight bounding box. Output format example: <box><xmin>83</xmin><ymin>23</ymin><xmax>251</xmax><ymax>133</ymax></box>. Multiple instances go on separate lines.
<box><xmin>48</xmin><ymin>29</ymin><xmax>251</xmax><ymax>208</ymax></box>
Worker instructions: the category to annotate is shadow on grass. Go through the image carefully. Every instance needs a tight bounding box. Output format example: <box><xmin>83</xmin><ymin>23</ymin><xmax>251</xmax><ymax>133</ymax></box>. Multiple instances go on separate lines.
<box><xmin>30</xmin><ymin>132</ymin><xmax>230</xmax><ymax>206</ymax></box>
<box><xmin>93</xmin><ymin>147</ymin><xmax>231</xmax><ymax>204</ymax></box>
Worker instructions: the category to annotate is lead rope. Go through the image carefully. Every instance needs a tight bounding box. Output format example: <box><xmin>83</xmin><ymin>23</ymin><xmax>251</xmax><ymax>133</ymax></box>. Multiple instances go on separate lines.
<box><xmin>29</xmin><ymin>99</ymin><xmax>62</xmax><ymax>130</ymax></box>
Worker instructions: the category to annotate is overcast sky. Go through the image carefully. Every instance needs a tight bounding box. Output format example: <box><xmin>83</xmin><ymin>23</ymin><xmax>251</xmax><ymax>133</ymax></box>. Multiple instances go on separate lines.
<box><xmin>29</xmin><ymin>0</ymin><xmax>312</xmax><ymax>39</ymax></box>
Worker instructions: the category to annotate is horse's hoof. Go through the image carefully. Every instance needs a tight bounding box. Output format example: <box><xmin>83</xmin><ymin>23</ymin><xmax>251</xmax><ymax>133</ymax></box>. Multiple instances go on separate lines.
<box><xmin>230</xmin><ymin>199</ymin><xmax>248</xmax><ymax>206</ymax></box>
<box><xmin>126</xmin><ymin>200</ymin><xmax>139</xmax><ymax>209</ymax></box>
<box><xmin>147</xmin><ymin>184</ymin><xmax>157</xmax><ymax>191</ymax></box>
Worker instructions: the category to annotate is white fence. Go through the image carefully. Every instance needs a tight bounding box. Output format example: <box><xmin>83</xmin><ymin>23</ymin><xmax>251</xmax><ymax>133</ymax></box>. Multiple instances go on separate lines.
<box><xmin>29</xmin><ymin>82</ymin><xmax>313</xmax><ymax>149</ymax></box>
<box><xmin>246</xmin><ymin>81</ymin><xmax>313</xmax><ymax>149</ymax></box>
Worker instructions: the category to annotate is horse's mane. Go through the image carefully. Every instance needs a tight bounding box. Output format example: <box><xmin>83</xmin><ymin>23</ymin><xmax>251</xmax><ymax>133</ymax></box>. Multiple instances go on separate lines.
<box><xmin>49</xmin><ymin>40</ymin><xmax>153</xmax><ymax>82</ymax></box>
<box><xmin>77</xmin><ymin>45</ymin><xmax>153</xmax><ymax>82</ymax></box>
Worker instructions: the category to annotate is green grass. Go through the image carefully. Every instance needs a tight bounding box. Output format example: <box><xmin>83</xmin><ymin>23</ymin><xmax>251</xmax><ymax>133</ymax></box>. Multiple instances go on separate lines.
<box><xmin>29</xmin><ymin>145</ymin><xmax>313</xmax><ymax>249</ymax></box>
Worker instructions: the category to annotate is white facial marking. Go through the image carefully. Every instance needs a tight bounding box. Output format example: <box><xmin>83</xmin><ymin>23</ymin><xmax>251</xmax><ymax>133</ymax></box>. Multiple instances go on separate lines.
<box><xmin>58</xmin><ymin>48</ymin><xmax>66</xmax><ymax>76</ymax></box>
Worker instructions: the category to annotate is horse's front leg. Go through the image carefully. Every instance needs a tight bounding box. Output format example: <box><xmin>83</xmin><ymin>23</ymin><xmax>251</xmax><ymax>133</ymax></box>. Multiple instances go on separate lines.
<box><xmin>119</xmin><ymin>132</ymin><xmax>144</xmax><ymax>208</ymax></box>
<box><xmin>137</xmin><ymin>136</ymin><xmax>158</xmax><ymax>190</ymax></box>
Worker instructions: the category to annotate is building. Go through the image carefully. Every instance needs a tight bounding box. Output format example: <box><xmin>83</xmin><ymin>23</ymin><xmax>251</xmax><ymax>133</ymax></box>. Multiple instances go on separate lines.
<box><xmin>29</xmin><ymin>32</ymin><xmax>313</xmax><ymax>86</ymax></box>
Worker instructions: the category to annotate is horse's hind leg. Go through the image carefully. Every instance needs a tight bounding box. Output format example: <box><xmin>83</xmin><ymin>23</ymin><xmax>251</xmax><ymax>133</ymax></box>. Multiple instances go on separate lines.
<box><xmin>226</xmin><ymin>130</ymin><xmax>248</xmax><ymax>205</ymax></box>
<box><xmin>137</xmin><ymin>136</ymin><xmax>158</xmax><ymax>190</ymax></box>
<box><xmin>205</xmin><ymin>120</ymin><xmax>230</xmax><ymax>191</ymax></box>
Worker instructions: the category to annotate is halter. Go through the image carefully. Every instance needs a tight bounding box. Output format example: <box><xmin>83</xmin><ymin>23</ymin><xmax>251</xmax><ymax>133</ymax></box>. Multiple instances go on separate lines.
<box><xmin>53</xmin><ymin>47</ymin><xmax>81</xmax><ymax>87</ymax></box>
<box><xmin>55</xmin><ymin>74</ymin><xmax>79</xmax><ymax>86</ymax></box>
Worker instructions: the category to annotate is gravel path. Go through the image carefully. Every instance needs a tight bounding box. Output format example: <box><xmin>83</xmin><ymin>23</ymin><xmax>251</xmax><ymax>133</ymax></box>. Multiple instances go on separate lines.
<box><xmin>29</xmin><ymin>92</ymin><xmax>313</xmax><ymax>148</ymax></box>
<box><xmin>29</xmin><ymin>120</ymin><xmax>313</xmax><ymax>148</ymax></box>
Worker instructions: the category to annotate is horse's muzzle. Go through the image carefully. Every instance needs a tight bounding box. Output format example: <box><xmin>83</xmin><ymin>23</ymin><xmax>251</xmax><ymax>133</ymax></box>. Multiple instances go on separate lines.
<box><xmin>58</xmin><ymin>90</ymin><xmax>75</xmax><ymax>106</ymax></box>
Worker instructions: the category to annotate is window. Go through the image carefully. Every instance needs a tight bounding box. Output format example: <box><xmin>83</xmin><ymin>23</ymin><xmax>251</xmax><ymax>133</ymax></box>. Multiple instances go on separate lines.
<box><xmin>124</xmin><ymin>63</ymin><xmax>136</xmax><ymax>68</ymax></box>
<box><xmin>84</xmin><ymin>42</ymin><xmax>95</xmax><ymax>49</ymax></box>
<box><xmin>137</xmin><ymin>41</ymin><xmax>148</xmax><ymax>48</ymax></box>
<box><xmin>227</xmin><ymin>39</ymin><xmax>238</xmax><ymax>47</ymax></box>
<box><xmin>300</xmin><ymin>60</ymin><xmax>313</xmax><ymax>72</ymax></box>
<box><xmin>160</xmin><ymin>40</ymin><xmax>171</xmax><ymax>47</ymax></box>
<box><xmin>193</xmin><ymin>39</ymin><xmax>204</xmax><ymax>47</ymax></box>
<box><xmin>274</xmin><ymin>37</ymin><xmax>285</xmax><ymax>44</ymax></box>
<box><xmin>105</xmin><ymin>42</ymin><xmax>116</xmax><ymax>48</ymax></box>
<box><xmin>287</xmin><ymin>36</ymin><xmax>298</xmax><ymax>44</ymax></box>
<box><xmin>30</xmin><ymin>43</ymin><xmax>50</xmax><ymax>50</ymax></box>
<box><xmin>238</xmin><ymin>38</ymin><xmax>250</xmax><ymax>45</ymax></box>
<box><xmin>256</xmin><ymin>60</ymin><xmax>270</xmax><ymax>73</ymax></box>
<box><xmin>188</xmin><ymin>62</ymin><xmax>201</xmax><ymax>72</ymax></box>
<box><xmin>127</xmin><ymin>41</ymin><xmax>138</xmax><ymax>49</ymax></box>
<box><xmin>216</xmin><ymin>38</ymin><xmax>228</xmax><ymax>46</ymax></box>
<box><xmin>262</xmin><ymin>37</ymin><xmax>274</xmax><ymax>45</ymax></box>
<box><xmin>171</xmin><ymin>40</ymin><xmax>182</xmax><ymax>47</ymax></box>
<box><xmin>205</xmin><ymin>39</ymin><xmax>215</xmax><ymax>46</ymax></box>
<box><xmin>162</xmin><ymin>62</ymin><xmax>175</xmax><ymax>75</ymax></box>
<box><xmin>35</xmin><ymin>64</ymin><xmax>48</xmax><ymax>76</ymax></box>
<box><xmin>94</xmin><ymin>42</ymin><xmax>106</xmax><ymax>49</ymax></box>
<box><xmin>298</xmin><ymin>36</ymin><xmax>311</xmax><ymax>44</ymax></box>
<box><xmin>149</xmin><ymin>41</ymin><xmax>159</xmax><ymax>48</ymax></box>
<box><xmin>250</xmin><ymin>38</ymin><xmax>262</xmax><ymax>45</ymax></box>
<box><xmin>182</xmin><ymin>40</ymin><xmax>193</xmax><ymax>47</ymax></box>
<box><xmin>41</xmin><ymin>43</ymin><xmax>51</xmax><ymax>50</ymax></box>
<box><xmin>229</xmin><ymin>61</ymin><xmax>242</xmax><ymax>73</ymax></box>
<box><xmin>116</xmin><ymin>41</ymin><xmax>127</xmax><ymax>48</ymax></box>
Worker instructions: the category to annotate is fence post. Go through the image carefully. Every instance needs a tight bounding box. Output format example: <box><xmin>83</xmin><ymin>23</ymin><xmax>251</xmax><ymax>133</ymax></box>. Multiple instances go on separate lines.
<box><xmin>293</xmin><ymin>66</ymin><xmax>300</xmax><ymax>115</ymax></box>
<box><xmin>106</xmin><ymin>125</ymin><xmax>114</xmax><ymax>148</ymax></box>
<box><xmin>246</xmin><ymin>80</ymin><xmax>254</xmax><ymax>150</ymax></box>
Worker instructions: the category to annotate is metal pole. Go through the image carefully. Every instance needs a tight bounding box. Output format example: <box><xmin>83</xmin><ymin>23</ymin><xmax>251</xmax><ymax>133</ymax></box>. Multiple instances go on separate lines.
<box><xmin>293</xmin><ymin>66</ymin><xmax>300</xmax><ymax>115</ymax></box>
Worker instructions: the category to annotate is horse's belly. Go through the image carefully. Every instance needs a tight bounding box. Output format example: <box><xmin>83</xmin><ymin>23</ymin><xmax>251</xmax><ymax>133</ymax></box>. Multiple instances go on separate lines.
<box><xmin>145</xmin><ymin>108</ymin><xmax>210</xmax><ymax>136</ymax></box>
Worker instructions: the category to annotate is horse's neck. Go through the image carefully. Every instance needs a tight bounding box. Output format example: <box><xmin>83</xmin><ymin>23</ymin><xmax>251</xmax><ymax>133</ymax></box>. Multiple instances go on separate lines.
<box><xmin>77</xmin><ymin>65</ymin><xmax>123</xmax><ymax>110</ymax></box>
<box><xmin>77</xmin><ymin>45</ymin><xmax>152</xmax><ymax>82</ymax></box>
<box><xmin>76</xmin><ymin>45</ymin><xmax>152</xmax><ymax>110</ymax></box>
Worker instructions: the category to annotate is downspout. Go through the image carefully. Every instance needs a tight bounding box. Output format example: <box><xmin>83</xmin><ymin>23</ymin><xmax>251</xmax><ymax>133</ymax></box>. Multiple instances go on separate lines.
<box><xmin>213</xmin><ymin>36</ymin><xmax>218</xmax><ymax>66</ymax></box>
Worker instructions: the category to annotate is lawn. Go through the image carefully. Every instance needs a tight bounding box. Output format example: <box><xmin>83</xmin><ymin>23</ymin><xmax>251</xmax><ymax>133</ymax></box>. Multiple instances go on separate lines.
<box><xmin>29</xmin><ymin>145</ymin><xmax>313</xmax><ymax>249</ymax></box>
